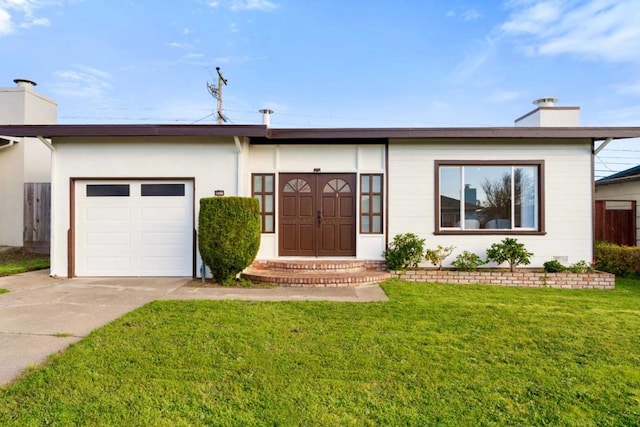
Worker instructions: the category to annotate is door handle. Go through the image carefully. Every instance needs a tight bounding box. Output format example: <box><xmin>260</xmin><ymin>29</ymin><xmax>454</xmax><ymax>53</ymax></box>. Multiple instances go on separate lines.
<box><xmin>317</xmin><ymin>210</ymin><xmax>321</xmax><ymax>226</ymax></box>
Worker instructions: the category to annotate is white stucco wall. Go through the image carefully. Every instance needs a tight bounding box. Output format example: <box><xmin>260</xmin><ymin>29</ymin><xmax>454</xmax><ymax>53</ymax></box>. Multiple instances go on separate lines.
<box><xmin>248</xmin><ymin>144</ymin><xmax>386</xmax><ymax>260</ymax></box>
<box><xmin>388</xmin><ymin>139</ymin><xmax>593</xmax><ymax>268</ymax></box>
<box><xmin>595</xmin><ymin>180</ymin><xmax>640</xmax><ymax>245</ymax></box>
<box><xmin>0</xmin><ymin>82</ymin><xmax>57</xmax><ymax>246</ymax></box>
<box><xmin>0</xmin><ymin>142</ymin><xmax>24</xmax><ymax>246</ymax></box>
<box><xmin>50</xmin><ymin>136</ymin><xmax>239</xmax><ymax>277</ymax></box>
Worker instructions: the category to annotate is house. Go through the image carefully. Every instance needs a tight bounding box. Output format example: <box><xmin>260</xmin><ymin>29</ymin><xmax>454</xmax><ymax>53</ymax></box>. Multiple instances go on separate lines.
<box><xmin>0</xmin><ymin>100</ymin><xmax>639</xmax><ymax>278</ymax></box>
<box><xmin>0</xmin><ymin>79</ymin><xmax>57</xmax><ymax>252</ymax></box>
<box><xmin>595</xmin><ymin>165</ymin><xmax>640</xmax><ymax>246</ymax></box>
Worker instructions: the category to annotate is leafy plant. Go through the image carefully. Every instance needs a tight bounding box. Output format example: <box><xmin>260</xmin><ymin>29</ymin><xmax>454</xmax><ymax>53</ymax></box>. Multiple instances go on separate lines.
<box><xmin>486</xmin><ymin>238</ymin><xmax>533</xmax><ymax>272</ymax></box>
<box><xmin>595</xmin><ymin>241</ymin><xmax>640</xmax><ymax>277</ymax></box>
<box><xmin>543</xmin><ymin>260</ymin><xmax>566</xmax><ymax>273</ymax></box>
<box><xmin>424</xmin><ymin>245</ymin><xmax>455</xmax><ymax>270</ymax></box>
<box><xmin>383</xmin><ymin>233</ymin><xmax>425</xmax><ymax>270</ymax></box>
<box><xmin>198</xmin><ymin>197</ymin><xmax>261</xmax><ymax>284</ymax></box>
<box><xmin>567</xmin><ymin>260</ymin><xmax>594</xmax><ymax>274</ymax></box>
<box><xmin>451</xmin><ymin>251</ymin><xmax>485</xmax><ymax>271</ymax></box>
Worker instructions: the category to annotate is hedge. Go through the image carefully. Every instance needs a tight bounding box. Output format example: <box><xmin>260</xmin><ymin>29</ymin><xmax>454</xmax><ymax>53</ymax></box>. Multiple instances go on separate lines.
<box><xmin>198</xmin><ymin>197</ymin><xmax>261</xmax><ymax>284</ymax></box>
<box><xmin>594</xmin><ymin>241</ymin><xmax>640</xmax><ymax>277</ymax></box>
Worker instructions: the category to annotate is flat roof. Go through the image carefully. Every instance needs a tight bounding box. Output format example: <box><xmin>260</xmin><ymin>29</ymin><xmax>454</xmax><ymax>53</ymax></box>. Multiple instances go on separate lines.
<box><xmin>0</xmin><ymin>124</ymin><xmax>639</xmax><ymax>142</ymax></box>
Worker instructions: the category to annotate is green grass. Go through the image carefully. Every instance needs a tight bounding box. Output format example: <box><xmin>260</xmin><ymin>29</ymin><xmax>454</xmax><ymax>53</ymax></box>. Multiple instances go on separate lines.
<box><xmin>0</xmin><ymin>289</ymin><xmax>7</xmax><ymax>295</ymax></box>
<box><xmin>1</xmin><ymin>279</ymin><xmax>639</xmax><ymax>425</ymax></box>
<box><xmin>0</xmin><ymin>248</ymin><xmax>50</xmax><ymax>276</ymax></box>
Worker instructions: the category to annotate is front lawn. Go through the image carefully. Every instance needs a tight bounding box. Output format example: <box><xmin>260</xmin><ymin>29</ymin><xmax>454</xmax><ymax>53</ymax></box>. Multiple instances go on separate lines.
<box><xmin>0</xmin><ymin>279</ymin><xmax>638</xmax><ymax>425</ymax></box>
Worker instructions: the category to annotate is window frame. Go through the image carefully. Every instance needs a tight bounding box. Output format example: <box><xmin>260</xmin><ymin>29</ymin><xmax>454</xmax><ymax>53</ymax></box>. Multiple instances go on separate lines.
<box><xmin>360</xmin><ymin>174</ymin><xmax>384</xmax><ymax>234</ymax></box>
<box><xmin>434</xmin><ymin>160</ymin><xmax>545</xmax><ymax>235</ymax></box>
<box><xmin>252</xmin><ymin>173</ymin><xmax>275</xmax><ymax>234</ymax></box>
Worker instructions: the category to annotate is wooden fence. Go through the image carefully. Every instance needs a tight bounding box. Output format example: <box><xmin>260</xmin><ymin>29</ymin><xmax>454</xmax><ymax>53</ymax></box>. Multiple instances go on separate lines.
<box><xmin>595</xmin><ymin>200</ymin><xmax>636</xmax><ymax>246</ymax></box>
<box><xmin>23</xmin><ymin>183</ymin><xmax>51</xmax><ymax>253</ymax></box>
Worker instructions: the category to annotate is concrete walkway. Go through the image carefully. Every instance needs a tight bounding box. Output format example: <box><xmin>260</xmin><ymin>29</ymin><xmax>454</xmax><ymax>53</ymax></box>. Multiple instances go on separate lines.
<box><xmin>0</xmin><ymin>270</ymin><xmax>388</xmax><ymax>387</ymax></box>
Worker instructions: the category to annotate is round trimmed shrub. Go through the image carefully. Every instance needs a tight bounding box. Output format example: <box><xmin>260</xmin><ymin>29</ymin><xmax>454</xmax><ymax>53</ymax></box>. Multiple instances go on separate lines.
<box><xmin>198</xmin><ymin>197</ymin><xmax>261</xmax><ymax>284</ymax></box>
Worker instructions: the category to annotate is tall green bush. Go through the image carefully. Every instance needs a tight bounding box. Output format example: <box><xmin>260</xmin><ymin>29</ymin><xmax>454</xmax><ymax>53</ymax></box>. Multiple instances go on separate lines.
<box><xmin>595</xmin><ymin>241</ymin><xmax>640</xmax><ymax>276</ymax></box>
<box><xmin>198</xmin><ymin>197</ymin><xmax>261</xmax><ymax>284</ymax></box>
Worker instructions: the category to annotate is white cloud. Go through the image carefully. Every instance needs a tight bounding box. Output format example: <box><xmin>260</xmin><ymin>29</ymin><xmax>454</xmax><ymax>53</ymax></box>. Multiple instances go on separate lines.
<box><xmin>461</xmin><ymin>9</ymin><xmax>481</xmax><ymax>21</ymax></box>
<box><xmin>0</xmin><ymin>0</ymin><xmax>62</xmax><ymax>36</ymax></box>
<box><xmin>446</xmin><ymin>8</ymin><xmax>481</xmax><ymax>21</ymax></box>
<box><xmin>451</xmin><ymin>37</ymin><xmax>496</xmax><ymax>82</ymax></box>
<box><xmin>20</xmin><ymin>15</ymin><xmax>49</xmax><ymax>28</ymax></box>
<box><xmin>0</xmin><ymin>8</ymin><xmax>12</xmax><ymax>34</ymax></box>
<box><xmin>501</xmin><ymin>0</ymin><xmax>640</xmax><ymax>63</ymax></box>
<box><xmin>487</xmin><ymin>90</ymin><xmax>521</xmax><ymax>102</ymax></box>
<box><xmin>614</xmin><ymin>79</ymin><xmax>640</xmax><ymax>97</ymax></box>
<box><xmin>230</xmin><ymin>0</ymin><xmax>277</xmax><ymax>12</ymax></box>
<box><xmin>52</xmin><ymin>66</ymin><xmax>112</xmax><ymax>98</ymax></box>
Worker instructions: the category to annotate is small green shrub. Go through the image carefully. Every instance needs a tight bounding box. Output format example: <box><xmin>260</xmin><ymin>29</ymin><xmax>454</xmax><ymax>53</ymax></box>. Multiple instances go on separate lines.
<box><xmin>567</xmin><ymin>260</ymin><xmax>595</xmax><ymax>274</ymax></box>
<box><xmin>198</xmin><ymin>197</ymin><xmax>261</xmax><ymax>284</ymax></box>
<box><xmin>595</xmin><ymin>241</ymin><xmax>640</xmax><ymax>276</ymax></box>
<box><xmin>383</xmin><ymin>233</ymin><xmax>425</xmax><ymax>270</ymax></box>
<box><xmin>486</xmin><ymin>238</ymin><xmax>533</xmax><ymax>272</ymax></box>
<box><xmin>543</xmin><ymin>260</ymin><xmax>566</xmax><ymax>273</ymax></box>
<box><xmin>452</xmin><ymin>251</ymin><xmax>485</xmax><ymax>271</ymax></box>
<box><xmin>424</xmin><ymin>245</ymin><xmax>455</xmax><ymax>270</ymax></box>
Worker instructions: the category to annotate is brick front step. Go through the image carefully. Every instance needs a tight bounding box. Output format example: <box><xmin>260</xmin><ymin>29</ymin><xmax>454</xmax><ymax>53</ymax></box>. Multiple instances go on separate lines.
<box><xmin>242</xmin><ymin>260</ymin><xmax>391</xmax><ymax>287</ymax></box>
<box><xmin>256</xmin><ymin>260</ymin><xmax>370</xmax><ymax>273</ymax></box>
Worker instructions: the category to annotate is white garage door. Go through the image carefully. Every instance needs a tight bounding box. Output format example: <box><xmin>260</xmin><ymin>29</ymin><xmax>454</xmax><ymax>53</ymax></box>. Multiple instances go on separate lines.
<box><xmin>75</xmin><ymin>180</ymin><xmax>193</xmax><ymax>276</ymax></box>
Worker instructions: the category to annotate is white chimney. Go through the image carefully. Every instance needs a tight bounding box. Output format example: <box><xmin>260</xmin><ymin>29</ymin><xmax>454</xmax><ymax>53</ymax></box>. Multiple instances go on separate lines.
<box><xmin>259</xmin><ymin>109</ymin><xmax>274</xmax><ymax>127</ymax></box>
<box><xmin>515</xmin><ymin>97</ymin><xmax>580</xmax><ymax>127</ymax></box>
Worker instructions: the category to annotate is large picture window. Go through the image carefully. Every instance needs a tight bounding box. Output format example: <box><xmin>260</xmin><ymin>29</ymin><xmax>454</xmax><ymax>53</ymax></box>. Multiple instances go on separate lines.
<box><xmin>252</xmin><ymin>173</ymin><xmax>275</xmax><ymax>233</ymax></box>
<box><xmin>436</xmin><ymin>161</ymin><xmax>543</xmax><ymax>233</ymax></box>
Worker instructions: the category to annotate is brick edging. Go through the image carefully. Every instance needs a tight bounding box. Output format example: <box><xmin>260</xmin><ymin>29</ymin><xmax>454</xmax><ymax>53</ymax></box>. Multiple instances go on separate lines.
<box><xmin>390</xmin><ymin>269</ymin><xmax>615</xmax><ymax>289</ymax></box>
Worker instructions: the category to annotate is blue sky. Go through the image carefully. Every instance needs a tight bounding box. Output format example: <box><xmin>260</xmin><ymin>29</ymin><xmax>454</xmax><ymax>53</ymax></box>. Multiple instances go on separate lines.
<box><xmin>1</xmin><ymin>0</ymin><xmax>639</xmax><ymax>178</ymax></box>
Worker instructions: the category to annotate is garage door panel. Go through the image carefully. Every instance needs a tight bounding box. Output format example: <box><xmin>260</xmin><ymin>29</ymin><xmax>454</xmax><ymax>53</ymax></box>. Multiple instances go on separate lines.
<box><xmin>142</xmin><ymin>256</ymin><xmax>187</xmax><ymax>270</ymax></box>
<box><xmin>76</xmin><ymin>180</ymin><xmax>193</xmax><ymax>277</ymax></box>
<box><xmin>85</xmin><ymin>232</ymin><xmax>131</xmax><ymax>246</ymax></box>
<box><xmin>140</xmin><ymin>232</ymin><xmax>188</xmax><ymax>246</ymax></box>
<box><xmin>141</xmin><ymin>207</ymin><xmax>188</xmax><ymax>222</ymax></box>
<box><xmin>85</xmin><ymin>207</ymin><xmax>131</xmax><ymax>222</ymax></box>
<box><xmin>85</xmin><ymin>256</ymin><xmax>132</xmax><ymax>273</ymax></box>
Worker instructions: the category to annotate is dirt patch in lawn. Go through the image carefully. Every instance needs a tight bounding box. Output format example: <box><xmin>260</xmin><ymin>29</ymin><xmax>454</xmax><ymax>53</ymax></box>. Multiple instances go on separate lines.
<box><xmin>0</xmin><ymin>247</ymin><xmax>49</xmax><ymax>264</ymax></box>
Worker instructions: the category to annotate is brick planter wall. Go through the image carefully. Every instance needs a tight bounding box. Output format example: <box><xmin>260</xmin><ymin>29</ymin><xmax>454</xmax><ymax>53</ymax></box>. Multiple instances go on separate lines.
<box><xmin>390</xmin><ymin>269</ymin><xmax>615</xmax><ymax>289</ymax></box>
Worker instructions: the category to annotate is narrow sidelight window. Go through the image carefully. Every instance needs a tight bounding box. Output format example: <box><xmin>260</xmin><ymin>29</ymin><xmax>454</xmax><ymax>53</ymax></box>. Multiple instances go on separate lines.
<box><xmin>252</xmin><ymin>173</ymin><xmax>275</xmax><ymax>233</ymax></box>
<box><xmin>360</xmin><ymin>174</ymin><xmax>383</xmax><ymax>234</ymax></box>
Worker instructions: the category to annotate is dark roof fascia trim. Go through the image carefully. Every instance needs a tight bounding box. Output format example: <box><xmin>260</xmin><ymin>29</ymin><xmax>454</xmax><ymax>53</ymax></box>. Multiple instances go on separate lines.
<box><xmin>0</xmin><ymin>124</ymin><xmax>639</xmax><ymax>142</ymax></box>
<box><xmin>264</xmin><ymin>127</ymin><xmax>640</xmax><ymax>141</ymax></box>
<box><xmin>250</xmin><ymin>137</ymin><xmax>387</xmax><ymax>145</ymax></box>
<box><xmin>596</xmin><ymin>175</ymin><xmax>640</xmax><ymax>186</ymax></box>
<box><xmin>0</xmin><ymin>124</ymin><xmax>268</xmax><ymax>138</ymax></box>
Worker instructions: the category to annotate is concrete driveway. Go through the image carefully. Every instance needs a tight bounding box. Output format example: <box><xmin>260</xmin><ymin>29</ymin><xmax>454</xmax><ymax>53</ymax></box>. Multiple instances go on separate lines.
<box><xmin>0</xmin><ymin>270</ymin><xmax>387</xmax><ymax>387</ymax></box>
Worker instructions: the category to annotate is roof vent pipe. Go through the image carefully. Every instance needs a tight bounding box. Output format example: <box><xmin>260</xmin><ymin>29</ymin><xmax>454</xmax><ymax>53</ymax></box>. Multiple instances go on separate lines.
<box><xmin>259</xmin><ymin>109</ymin><xmax>274</xmax><ymax>127</ymax></box>
<box><xmin>14</xmin><ymin>78</ymin><xmax>37</xmax><ymax>89</ymax></box>
<box><xmin>533</xmin><ymin>97</ymin><xmax>558</xmax><ymax>107</ymax></box>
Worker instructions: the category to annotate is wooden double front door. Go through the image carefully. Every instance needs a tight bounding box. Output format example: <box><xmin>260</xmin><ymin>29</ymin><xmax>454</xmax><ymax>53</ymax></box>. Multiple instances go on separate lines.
<box><xmin>279</xmin><ymin>173</ymin><xmax>356</xmax><ymax>257</ymax></box>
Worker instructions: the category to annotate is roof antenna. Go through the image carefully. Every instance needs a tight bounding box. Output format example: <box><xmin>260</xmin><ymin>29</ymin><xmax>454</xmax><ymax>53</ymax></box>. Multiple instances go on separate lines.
<box><xmin>207</xmin><ymin>67</ymin><xmax>229</xmax><ymax>124</ymax></box>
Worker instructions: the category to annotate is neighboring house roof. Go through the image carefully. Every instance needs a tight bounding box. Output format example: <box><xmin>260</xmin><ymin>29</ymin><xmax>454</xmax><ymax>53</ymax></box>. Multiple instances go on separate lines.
<box><xmin>0</xmin><ymin>124</ymin><xmax>639</xmax><ymax>142</ymax></box>
<box><xmin>596</xmin><ymin>164</ymin><xmax>640</xmax><ymax>185</ymax></box>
